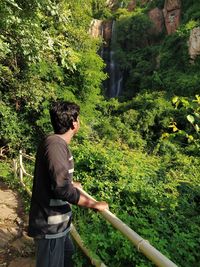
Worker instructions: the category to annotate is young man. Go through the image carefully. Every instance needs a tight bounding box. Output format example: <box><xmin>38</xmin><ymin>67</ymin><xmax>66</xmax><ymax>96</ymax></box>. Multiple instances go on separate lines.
<box><xmin>28</xmin><ymin>101</ymin><xmax>108</xmax><ymax>267</ymax></box>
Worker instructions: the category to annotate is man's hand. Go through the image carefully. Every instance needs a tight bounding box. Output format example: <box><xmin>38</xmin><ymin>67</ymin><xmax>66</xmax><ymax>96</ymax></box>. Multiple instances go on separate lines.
<box><xmin>77</xmin><ymin>189</ymin><xmax>109</xmax><ymax>211</ymax></box>
<box><xmin>93</xmin><ymin>201</ymin><xmax>109</xmax><ymax>211</ymax></box>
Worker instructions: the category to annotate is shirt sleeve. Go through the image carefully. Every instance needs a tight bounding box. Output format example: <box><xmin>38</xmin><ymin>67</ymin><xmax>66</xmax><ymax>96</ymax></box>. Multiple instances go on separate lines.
<box><xmin>45</xmin><ymin>141</ymin><xmax>80</xmax><ymax>204</ymax></box>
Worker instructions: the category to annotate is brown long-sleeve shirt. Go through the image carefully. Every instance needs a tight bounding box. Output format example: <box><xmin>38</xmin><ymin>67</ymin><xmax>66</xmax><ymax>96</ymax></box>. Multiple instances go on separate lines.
<box><xmin>28</xmin><ymin>135</ymin><xmax>80</xmax><ymax>239</ymax></box>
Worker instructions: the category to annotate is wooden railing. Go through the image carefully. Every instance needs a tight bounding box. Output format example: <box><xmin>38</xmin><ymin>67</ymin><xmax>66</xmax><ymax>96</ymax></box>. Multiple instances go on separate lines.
<box><xmin>15</xmin><ymin>150</ymin><xmax>178</xmax><ymax>267</ymax></box>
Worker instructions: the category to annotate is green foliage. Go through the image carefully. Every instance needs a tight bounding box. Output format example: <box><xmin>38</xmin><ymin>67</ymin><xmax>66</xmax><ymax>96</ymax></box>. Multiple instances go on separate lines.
<box><xmin>0</xmin><ymin>161</ymin><xmax>12</xmax><ymax>182</ymax></box>
<box><xmin>159</xmin><ymin>33</ymin><xmax>189</xmax><ymax>69</ymax></box>
<box><xmin>182</xmin><ymin>1</ymin><xmax>200</xmax><ymax>23</ymax></box>
<box><xmin>98</xmin><ymin>91</ymin><xmax>174</xmax><ymax>149</ymax></box>
<box><xmin>0</xmin><ymin>100</ymin><xmax>36</xmax><ymax>153</ymax></box>
<box><xmin>71</xmin><ymin>139</ymin><xmax>200</xmax><ymax>266</ymax></box>
<box><xmin>0</xmin><ymin>101</ymin><xmax>21</xmax><ymax>150</ymax></box>
<box><xmin>1</xmin><ymin>1</ymin><xmax>200</xmax><ymax>266</ymax></box>
<box><xmin>162</xmin><ymin>95</ymin><xmax>200</xmax><ymax>155</ymax></box>
<box><xmin>113</xmin><ymin>8</ymin><xmax>163</xmax><ymax>96</ymax></box>
<box><xmin>92</xmin><ymin>0</ymin><xmax>112</xmax><ymax>19</ymax></box>
<box><xmin>115</xmin><ymin>8</ymin><xmax>152</xmax><ymax>54</ymax></box>
<box><xmin>111</xmin><ymin>1</ymin><xmax>200</xmax><ymax>98</ymax></box>
<box><xmin>0</xmin><ymin>0</ymin><xmax>106</xmax><ymax>152</ymax></box>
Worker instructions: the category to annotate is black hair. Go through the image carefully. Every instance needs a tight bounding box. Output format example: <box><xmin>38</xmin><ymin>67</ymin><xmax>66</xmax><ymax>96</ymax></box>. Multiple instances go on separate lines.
<box><xmin>49</xmin><ymin>101</ymin><xmax>80</xmax><ymax>134</ymax></box>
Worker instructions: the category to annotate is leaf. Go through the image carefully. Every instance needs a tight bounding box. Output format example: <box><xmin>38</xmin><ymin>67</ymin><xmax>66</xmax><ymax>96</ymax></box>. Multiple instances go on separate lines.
<box><xmin>195</xmin><ymin>94</ymin><xmax>200</xmax><ymax>104</ymax></box>
<box><xmin>187</xmin><ymin>115</ymin><xmax>195</xmax><ymax>124</ymax></box>
<box><xmin>169</xmin><ymin>122</ymin><xmax>179</xmax><ymax>132</ymax></box>
<box><xmin>181</xmin><ymin>98</ymin><xmax>190</xmax><ymax>107</ymax></box>
<box><xmin>172</xmin><ymin>96</ymin><xmax>179</xmax><ymax>105</ymax></box>
<box><xmin>161</xmin><ymin>133</ymin><xmax>169</xmax><ymax>139</ymax></box>
<box><xmin>194</xmin><ymin>124</ymin><xmax>199</xmax><ymax>133</ymax></box>
<box><xmin>5</xmin><ymin>0</ymin><xmax>22</xmax><ymax>10</ymax></box>
<box><xmin>194</xmin><ymin>112</ymin><xmax>200</xmax><ymax>119</ymax></box>
<box><xmin>187</xmin><ymin>135</ymin><xmax>194</xmax><ymax>141</ymax></box>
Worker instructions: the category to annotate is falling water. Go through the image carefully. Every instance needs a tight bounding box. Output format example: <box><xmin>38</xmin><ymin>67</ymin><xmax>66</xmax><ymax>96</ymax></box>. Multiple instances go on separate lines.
<box><xmin>109</xmin><ymin>21</ymin><xmax>123</xmax><ymax>98</ymax></box>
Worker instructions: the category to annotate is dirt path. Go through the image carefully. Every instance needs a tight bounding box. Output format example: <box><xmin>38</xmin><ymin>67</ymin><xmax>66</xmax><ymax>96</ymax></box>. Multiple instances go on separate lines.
<box><xmin>0</xmin><ymin>181</ymin><xmax>35</xmax><ymax>267</ymax></box>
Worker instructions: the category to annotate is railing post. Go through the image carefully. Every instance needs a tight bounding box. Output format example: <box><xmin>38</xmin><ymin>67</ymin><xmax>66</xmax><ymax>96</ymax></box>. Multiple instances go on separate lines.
<box><xmin>19</xmin><ymin>150</ymin><xmax>23</xmax><ymax>184</ymax></box>
<box><xmin>19</xmin><ymin>150</ymin><xmax>32</xmax><ymax>196</ymax></box>
<box><xmin>13</xmin><ymin>159</ymin><xmax>18</xmax><ymax>178</ymax></box>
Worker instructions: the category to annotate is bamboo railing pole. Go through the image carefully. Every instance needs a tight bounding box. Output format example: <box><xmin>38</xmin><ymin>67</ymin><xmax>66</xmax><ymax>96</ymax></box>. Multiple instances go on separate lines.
<box><xmin>19</xmin><ymin>150</ymin><xmax>24</xmax><ymax>184</ymax></box>
<box><xmin>19</xmin><ymin>150</ymin><xmax>32</xmax><ymax>196</ymax></box>
<box><xmin>21</xmin><ymin>153</ymin><xmax>35</xmax><ymax>161</ymax></box>
<box><xmin>70</xmin><ymin>224</ymin><xmax>107</xmax><ymax>267</ymax></box>
<box><xmin>78</xmin><ymin>188</ymin><xmax>178</xmax><ymax>267</ymax></box>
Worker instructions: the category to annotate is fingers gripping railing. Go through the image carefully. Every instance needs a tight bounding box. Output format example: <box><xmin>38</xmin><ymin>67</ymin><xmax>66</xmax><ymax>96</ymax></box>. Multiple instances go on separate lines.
<box><xmin>17</xmin><ymin>150</ymin><xmax>177</xmax><ymax>267</ymax></box>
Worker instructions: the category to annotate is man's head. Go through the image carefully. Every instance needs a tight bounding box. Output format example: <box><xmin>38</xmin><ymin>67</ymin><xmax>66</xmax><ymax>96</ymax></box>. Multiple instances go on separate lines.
<box><xmin>49</xmin><ymin>101</ymin><xmax>80</xmax><ymax>134</ymax></box>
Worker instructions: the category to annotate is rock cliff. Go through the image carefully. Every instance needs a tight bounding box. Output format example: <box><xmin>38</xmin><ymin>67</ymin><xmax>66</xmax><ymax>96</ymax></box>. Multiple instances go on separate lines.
<box><xmin>89</xmin><ymin>19</ymin><xmax>113</xmax><ymax>47</ymax></box>
<box><xmin>188</xmin><ymin>27</ymin><xmax>200</xmax><ymax>60</ymax></box>
<box><xmin>163</xmin><ymin>0</ymin><xmax>181</xmax><ymax>34</ymax></box>
<box><xmin>148</xmin><ymin>7</ymin><xmax>164</xmax><ymax>35</ymax></box>
<box><xmin>88</xmin><ymin>19</ymin><xmax>103</xmax><ymax>38</ymax></box>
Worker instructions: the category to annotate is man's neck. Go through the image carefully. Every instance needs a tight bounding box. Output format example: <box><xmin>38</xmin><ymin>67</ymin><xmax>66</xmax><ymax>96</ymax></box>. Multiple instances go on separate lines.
<box><xmin>55</xmin><ymin>130</ymin><xmax>74</xmax><ymax>145</ymax></box>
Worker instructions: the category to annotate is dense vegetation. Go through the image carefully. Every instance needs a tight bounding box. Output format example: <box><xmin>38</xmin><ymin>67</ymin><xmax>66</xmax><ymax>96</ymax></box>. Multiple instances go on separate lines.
<box><xmin>0</xmin><ymin>0</ymin><xmax>199</xmax><ymax>266</ymax></box>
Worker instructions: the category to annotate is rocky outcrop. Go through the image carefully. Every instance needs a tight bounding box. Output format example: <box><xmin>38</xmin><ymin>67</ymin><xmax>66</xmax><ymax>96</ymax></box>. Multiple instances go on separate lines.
<box><xmin>89</xmin><ymin>19</ymin><xmax>113</xmax><ymax>47</ymax></box>
<box><xmin>148</xmin><ymin>7</ymin><xmax>164</xmax><ymax>34</ymax></box>
<box><xmin>163</xmin><ymin>0</ymin><xmax>181</xmax><ymax>34</ymax></box>
<box><xmin>88</xmin><ymin>19</ymin><xmax>103</xmax><ymax>38</ymax></box>
<box><xmin>188</xmin><ymin>27</ymin><xmax>200</xmax><ymax>60</ymax></box>
<box><xmin>103</xmin><ymin>20</ymin><xmax>113</xmax><ymax>47</ymax></box>
<box><xmin>164</xmin><ymin>0</ymin><xmax>181</xmax><ymax>11</ymax></box>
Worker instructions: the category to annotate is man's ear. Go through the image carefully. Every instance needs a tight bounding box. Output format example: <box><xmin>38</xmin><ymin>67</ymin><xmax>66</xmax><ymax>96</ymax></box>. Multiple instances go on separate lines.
<box><xmin>70</xmin><ymin>120</ymin><xmax>75</xmax><ymax>130</ymax></box>
<box><xmin>71</xmin><ymin>121</ymin><xmax>77</xmax><ymax>130</ymax></box>
<box><xmin>72</xmin><ymin>120</ymin><xmax>79</xmax><ymax>133</ymax></box>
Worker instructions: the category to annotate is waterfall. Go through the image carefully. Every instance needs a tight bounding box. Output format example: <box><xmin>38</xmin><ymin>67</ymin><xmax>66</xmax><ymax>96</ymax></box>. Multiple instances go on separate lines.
<box><xmin>96</xmin><ymin>20</ymin><xmax>123</xmax><ymax>98</ymax></box>
<box><xmin>109</xmin><ymin>21</ymin><xmax>123</xmax><ymax>98</ymax></box>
